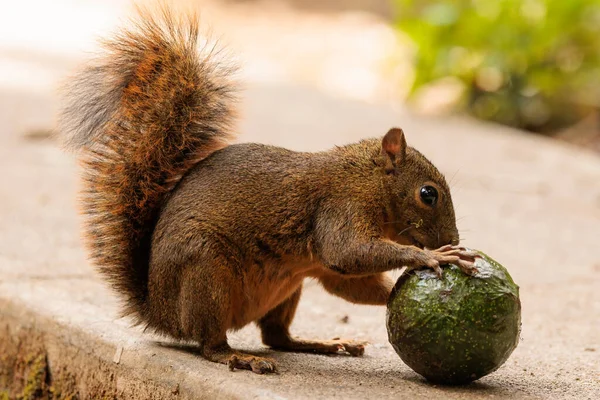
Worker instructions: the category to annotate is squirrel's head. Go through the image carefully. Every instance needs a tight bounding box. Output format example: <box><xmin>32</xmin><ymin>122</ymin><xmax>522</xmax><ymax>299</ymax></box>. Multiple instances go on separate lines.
<box><xmin>378</xmin><ymin>128</ymin><xmax>459</xmax><ymax>250</ymax></box>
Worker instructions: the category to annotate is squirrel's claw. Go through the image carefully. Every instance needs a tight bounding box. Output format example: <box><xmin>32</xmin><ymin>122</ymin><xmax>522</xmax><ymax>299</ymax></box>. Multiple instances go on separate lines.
<box><xmin>332</xmin><ymin>339</ymin><xmax>367</xmax><ymax>357</ymax></box>
<box><xmin>457</xmin><ymin>259</ymin><xmax>479</xmax><ymax>276</ymax></box>
<box><xmin>422</xmin><ymin>245</ymin><xmax>479</xmax><ymax>278</ymax></box>
<box><xmin>227</xmin><ymin>354</ymin><xmax>278</xmax><ymax>374</ymax></box>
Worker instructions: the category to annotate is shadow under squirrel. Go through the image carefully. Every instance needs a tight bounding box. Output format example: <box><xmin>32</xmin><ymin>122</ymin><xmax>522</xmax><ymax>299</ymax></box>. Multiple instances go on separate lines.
<box><xmin>59</xmin><ymin>7</ymin><xmax>477</xmax><ymax>374</ymax></box>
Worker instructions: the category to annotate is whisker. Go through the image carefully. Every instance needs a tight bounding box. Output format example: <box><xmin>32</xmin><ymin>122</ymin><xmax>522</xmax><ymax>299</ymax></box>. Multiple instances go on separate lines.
<box><xmin>396</xmin><ymin>225</ymin><xmax>413</xmax><ymax>237</ymax></box>
<box><xmin>448</xmin><ymin>169</ymin><xmax>460</xmax><ymax>186</ymax></box>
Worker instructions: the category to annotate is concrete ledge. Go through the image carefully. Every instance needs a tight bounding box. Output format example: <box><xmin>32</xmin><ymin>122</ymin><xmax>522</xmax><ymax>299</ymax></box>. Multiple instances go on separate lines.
<box><xmin>1</xmin><ymin>299</ymin><xmax>195</xmax><ymax>400</ymax></box>
<box><xmin>1</xmin><ymin>83</ymin><xmax>599</xmax><ymax>399</ymax></box>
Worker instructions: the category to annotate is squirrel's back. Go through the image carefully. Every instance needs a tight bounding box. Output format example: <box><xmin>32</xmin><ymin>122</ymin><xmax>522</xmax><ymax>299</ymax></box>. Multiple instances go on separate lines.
<box><xmin>59</xmin><ymin>7</ymin><xmax>236</xmax><ymax>323</ymax></box>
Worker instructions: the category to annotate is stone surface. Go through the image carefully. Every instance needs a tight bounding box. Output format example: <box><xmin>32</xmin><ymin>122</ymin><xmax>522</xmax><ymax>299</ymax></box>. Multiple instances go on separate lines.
<box><xmin>1</xmin><ymin>81</ymin><xmax>599</xmax><ymax>399</ymax></box>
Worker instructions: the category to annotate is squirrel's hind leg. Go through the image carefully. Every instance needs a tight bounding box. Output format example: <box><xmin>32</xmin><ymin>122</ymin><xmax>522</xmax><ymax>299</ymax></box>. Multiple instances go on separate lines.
<box><xmin>175</xmin><ymin>258</ymin><xmax>278</xmax><ymax>374</ymax></box>
<box><xmin>259</xmin><ymin>285</ymin><xmax>367</xmax><ymax>357</ymax></box>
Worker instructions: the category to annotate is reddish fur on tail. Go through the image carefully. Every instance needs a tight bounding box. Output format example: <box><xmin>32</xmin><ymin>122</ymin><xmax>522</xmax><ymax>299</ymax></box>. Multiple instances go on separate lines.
<box><xmin>59</xmin><ymin>7</ymin><xmax>236</xmax><ymax>323</ymax></box>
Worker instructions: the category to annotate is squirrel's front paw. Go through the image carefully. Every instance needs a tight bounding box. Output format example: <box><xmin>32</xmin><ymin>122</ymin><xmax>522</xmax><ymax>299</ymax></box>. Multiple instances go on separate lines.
<box><xmin>421</xmin><ymin>245</ymin><xmax>480</xmax><ymax>278</ymax></box>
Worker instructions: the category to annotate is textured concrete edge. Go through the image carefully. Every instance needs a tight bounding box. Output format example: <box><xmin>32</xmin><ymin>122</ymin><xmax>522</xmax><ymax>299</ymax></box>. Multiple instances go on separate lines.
<box><xmin>0</xmin><ymin>297</ymin><xmax>241</xmax><ymax>400</ymax></box>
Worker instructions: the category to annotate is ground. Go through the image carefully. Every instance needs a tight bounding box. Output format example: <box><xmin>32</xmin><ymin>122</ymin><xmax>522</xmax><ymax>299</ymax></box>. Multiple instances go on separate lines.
<box><xmin>1</xmin><ymin>1</ymin><xmax>599</xmax><ymax>399</ymax></box>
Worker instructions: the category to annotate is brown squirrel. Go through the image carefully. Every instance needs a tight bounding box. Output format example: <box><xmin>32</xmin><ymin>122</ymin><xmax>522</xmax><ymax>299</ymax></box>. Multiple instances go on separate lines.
<box><xmin>59</xmin><ymin>7</ymin><xmax>477</xmax><ymax>374</ymax></box>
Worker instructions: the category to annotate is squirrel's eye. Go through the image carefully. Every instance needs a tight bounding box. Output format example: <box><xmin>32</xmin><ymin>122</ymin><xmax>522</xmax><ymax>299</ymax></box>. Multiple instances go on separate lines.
<box><xmin>419</xmin><ymin>185</ymin><xmax>438</xmax><ymax>207</ymax></box>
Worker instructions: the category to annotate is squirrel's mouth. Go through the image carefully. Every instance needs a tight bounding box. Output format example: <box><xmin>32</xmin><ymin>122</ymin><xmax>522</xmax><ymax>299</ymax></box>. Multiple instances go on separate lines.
<box><xmin>396</xmin><ymin>229</ymin><xmax>426</xmax><ymax>249</ymax></box>
<box><xmin>408</xmin><ymin>235</ymin><xmax>425</xmax><ymax>250</ymax></box>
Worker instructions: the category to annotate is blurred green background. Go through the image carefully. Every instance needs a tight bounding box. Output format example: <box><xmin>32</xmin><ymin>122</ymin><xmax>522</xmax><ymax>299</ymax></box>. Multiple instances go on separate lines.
<box><xmin>2</xmin><ymin>0</ymin><xmax>599</xmax><ymax>151</ymax></box>
<box><xmin>393</xmin><ymin>0</ymin><xmax>600</xmax><ymax>137</ymax></box>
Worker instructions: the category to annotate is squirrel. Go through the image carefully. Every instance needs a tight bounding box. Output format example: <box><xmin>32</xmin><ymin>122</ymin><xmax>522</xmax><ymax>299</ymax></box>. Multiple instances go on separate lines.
<box><xmin>59</xmin><ymin>7</ymin><xmax>477</xmax><ymax>374</ymax></box>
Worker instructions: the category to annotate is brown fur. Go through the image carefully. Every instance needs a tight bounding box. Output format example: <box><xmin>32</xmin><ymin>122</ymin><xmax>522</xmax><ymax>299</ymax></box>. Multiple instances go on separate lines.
<box><xmin>60</xmin><ymin>7</ymin><xmax>474</xmax><ymax>374</ymax></box>
<box><xmin>59</xmin><ymin>7</ymin><xmax>236</xmax><ymax>324</ymax></box>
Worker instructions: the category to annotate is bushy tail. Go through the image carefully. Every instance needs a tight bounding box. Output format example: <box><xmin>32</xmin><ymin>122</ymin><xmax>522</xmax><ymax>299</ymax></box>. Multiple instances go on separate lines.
<box><xmin>59</xmin><ymin>7</ymin><xmax>236</xmax><ymax>322</ymax></box>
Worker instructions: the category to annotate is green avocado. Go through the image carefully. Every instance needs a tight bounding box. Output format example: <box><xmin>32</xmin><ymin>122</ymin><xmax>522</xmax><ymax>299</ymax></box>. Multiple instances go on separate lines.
<box><xmin>386</xmin><ymin>251</ymin><xmax>521</xmax><ymax>385</ymax></box>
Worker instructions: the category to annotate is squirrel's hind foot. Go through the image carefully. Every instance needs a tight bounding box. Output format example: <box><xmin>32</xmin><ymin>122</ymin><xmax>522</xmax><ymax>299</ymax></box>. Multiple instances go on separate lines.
<box><xmin>227</xmin><ymin>354</ymin><xmax>278</xmax><ymax>374</ymax></box>
<box><xmin>204</xmin><ymin>343</ymin><xmax>278</xmax><ymax>374</ymax></box>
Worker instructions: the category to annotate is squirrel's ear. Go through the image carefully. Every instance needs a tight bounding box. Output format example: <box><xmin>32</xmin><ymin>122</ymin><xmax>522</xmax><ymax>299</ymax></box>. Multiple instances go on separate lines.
<box><xmin>381</xmin><ymin>128</ymin><xmax>406</xmax><ymax>172</ymax></box>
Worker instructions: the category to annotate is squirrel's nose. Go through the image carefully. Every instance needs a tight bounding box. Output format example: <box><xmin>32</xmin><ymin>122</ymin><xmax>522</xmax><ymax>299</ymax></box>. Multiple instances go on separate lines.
<box><xmin>439</xmin><ymin>229</ymin><xmax>460</xmax><ymax>247</ymax></box>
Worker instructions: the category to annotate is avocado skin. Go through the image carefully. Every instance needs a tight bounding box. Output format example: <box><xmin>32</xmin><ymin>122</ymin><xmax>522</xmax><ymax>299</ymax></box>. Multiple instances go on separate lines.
<box><xmin>386</xmin><ymin>252</ymin><xmax>521</xmax><ymax>385</ymax></box>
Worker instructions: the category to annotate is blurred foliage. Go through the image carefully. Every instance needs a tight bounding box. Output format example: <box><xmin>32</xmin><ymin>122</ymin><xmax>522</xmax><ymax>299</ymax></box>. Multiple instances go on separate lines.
<box><xmin>393</xmin><ymin>0</ymin><xmax>600</xmax><ymax>133</ymax></box>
